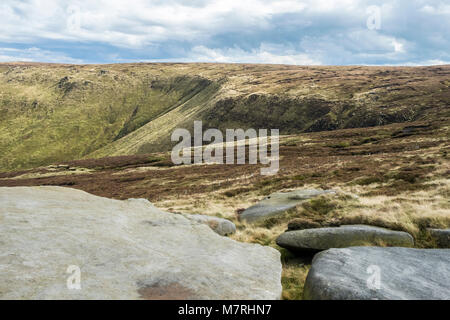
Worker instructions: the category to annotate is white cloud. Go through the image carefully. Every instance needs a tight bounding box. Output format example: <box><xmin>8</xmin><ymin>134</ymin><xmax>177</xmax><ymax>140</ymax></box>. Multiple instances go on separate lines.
<box><xmin>178</xmin><ymin>44</ymin><xmax>322</xmax><ymax>65</ymax></box>
<box><xmin>0</xmin><ymin>0</ymin><xmax>308</xmax><ymax>48</ymax></box>
<box><xmin>0</xmin><ymin>47</ymin><xmax>84</xmax><ymax>64</ymax></box>
<box><xmin>0</xmin><ymin>0</ymin><xmax>448</xmax><ymax>65</ymax></box>
<box><xmin>398</xmin><ymin>59</ymin><xmax>450</xmax><ymax>66</ymax></box>
<box><xmin>298</xmin><ymin>29</ymin><xmax>411</xmax><ymax>65</ymax></box>
<box><xmin>421</xmin><ymin>4</ymin><xmax>450</xmax><ymax>14</ymax></box>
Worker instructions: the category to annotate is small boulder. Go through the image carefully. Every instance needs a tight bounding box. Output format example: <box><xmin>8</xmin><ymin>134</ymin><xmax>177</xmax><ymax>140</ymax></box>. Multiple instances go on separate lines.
<box><xmin>304</xmin><ymin>247</ymin><xmax>450</xmax><ymax>300</ymax></box>
<box><xmin>428</xmin><ymin>228</ymin><xmax>450</xmax><ymax>248</ymax></box>
<box><xmin>240</xmin><ymin>189</ymin><xmax>335</xmax><ymax>223</ymax></box>
<box><xmin>276</xmin><ymin>225</ymin><xmax>414</xmax><ymax>252</ymax></box>
<box><xmin>183</xmin><ymin>214</ymin><xmax>236</xmax><ymax>236</ymax></box>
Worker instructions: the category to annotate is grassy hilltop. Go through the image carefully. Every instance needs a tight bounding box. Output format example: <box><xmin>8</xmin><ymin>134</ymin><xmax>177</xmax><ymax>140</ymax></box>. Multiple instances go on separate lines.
<box><xmin>0</xmin><ymin>62</ymin><xmax>449</xmax><ymax>170</ymax></box>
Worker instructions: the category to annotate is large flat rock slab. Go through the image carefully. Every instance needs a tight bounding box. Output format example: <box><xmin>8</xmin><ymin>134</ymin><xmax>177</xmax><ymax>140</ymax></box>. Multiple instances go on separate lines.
<box><xmin>240</xmin><ymin>189</ymin><xmax>335</xmax><ymax>223</ymax></box>
<box><xmin>304</xmin><ymin>247</ymin><xmax>450</xmax><ymax>300</ymax></box>
<box><xmin>0</xmin><ymin>186</ymin><xmax>282</xmax><ymax>300</ymax></box>
<box><xmin>276</xmin><ymin>225</ymin><xmax>414</xmax><ymax>252</ymax></box>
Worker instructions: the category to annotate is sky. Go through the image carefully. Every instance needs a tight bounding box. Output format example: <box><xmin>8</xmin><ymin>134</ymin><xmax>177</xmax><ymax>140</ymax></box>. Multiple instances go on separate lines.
<box><xmin>0</xmin><ymin>0</ymin><xmax>449</xmax><ymax>65</ymax></box>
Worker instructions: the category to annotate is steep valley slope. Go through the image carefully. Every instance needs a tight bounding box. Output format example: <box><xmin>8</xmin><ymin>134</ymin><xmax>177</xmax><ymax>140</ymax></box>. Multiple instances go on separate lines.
<box><xmin>1</xmin><ymin>62</ymin><xmax>449</xmax><ymax>171</ymax></box>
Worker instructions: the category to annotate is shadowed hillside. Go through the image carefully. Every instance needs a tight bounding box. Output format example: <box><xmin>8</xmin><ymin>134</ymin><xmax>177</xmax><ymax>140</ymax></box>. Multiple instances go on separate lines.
<box><xmin>0</xmin><ymin>62</ymin><xmax>449</xmax><ymax>170</ymax></box>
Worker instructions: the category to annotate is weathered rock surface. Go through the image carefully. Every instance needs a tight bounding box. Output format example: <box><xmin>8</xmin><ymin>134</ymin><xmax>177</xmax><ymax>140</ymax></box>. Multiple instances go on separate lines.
<box><xmin>0</xmin><ymin>186</ymin><xmax>282</xmax><ymax>299</ymax></box>
<box><xmin>183</xmin><ymin>214</ymin><xmax>236</xmax><ymax>236</ymax></box>
<box><xmin>240</xmin><ymin>189</ymin><xmax>335</xmax><ymax>223</ymax></box>
<box><xmin>428</xmin><ymin>229</ymin><xmax>450</xmax><ymax>248</ymax></box>
<box><xmin>304</xmin><ymin>247</ymin><xmax>450</xmax><ymax>300</ymax></box>
<box><xmin>276</xmin><ymin>225</ymin><xmax>414</xmax><ymax>252</ymax></box>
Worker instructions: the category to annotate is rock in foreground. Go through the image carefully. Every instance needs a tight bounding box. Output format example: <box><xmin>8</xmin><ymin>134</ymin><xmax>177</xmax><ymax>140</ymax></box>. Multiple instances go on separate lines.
<box><xmin>276</xmin><ymin>225</ymin><xmax>414</xmax><ymax>252</ymax></box>
<box><xmin>0</xmin><ymin>186</ymin><xmax>282</xmax><ymax>299</ymax></box>
<box><xmin>240</xmin><ymin>189</ymin><xmax>335</xmax><ymax>223</ymax></box>
<box><xmin>304</xmin><ymin>247</ymin><xmax>450</xmax><ymax>300</ymax></box>
<box><xmin>428</xmin><ymin>229</ymin><xmax>450</xmax><ymax>248</ymax></box>
<box><xmin>183</xmin><ymin>214</ymin><xmax>236</xmax><ymax>236</ymax></box>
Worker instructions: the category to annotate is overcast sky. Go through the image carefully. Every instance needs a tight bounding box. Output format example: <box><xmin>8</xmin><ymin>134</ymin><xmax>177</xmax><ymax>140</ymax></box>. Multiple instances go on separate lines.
<box><xmin>0</xmin><ymin>0</ymin><xmax>449</xmax><ymax>65</ymax></box>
